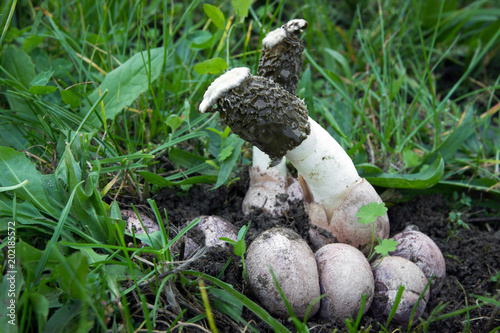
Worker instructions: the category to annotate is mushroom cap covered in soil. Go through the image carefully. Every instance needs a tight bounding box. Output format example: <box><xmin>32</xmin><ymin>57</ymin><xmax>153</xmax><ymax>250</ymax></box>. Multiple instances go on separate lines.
<box><xmin>371</xmin><ymin>256</ymin><xmax>430</xmax><ymax>325</ymax></box>
<box><xmin>245</xmin><ymin>227</ymin><xmax>320</xmax><ymax>319</ymax></box>
<box><xmin>258</xmin><ymin>19</ymin><xmax>308</xmax><ymax>94</ymax></box>
<box><xmin>315</xmin><ymin>243</ymin><xmax>374</xmax><ymax>320</ymax></box>
<box><xmin>199</xmin><ymin>67</ymin><xmax>310</xmax><ymax>165</ymax></box>
<box><xmin>390</xmin><ymin>227</ymin><xmax>446</xmax><ymax>297</ymax></box>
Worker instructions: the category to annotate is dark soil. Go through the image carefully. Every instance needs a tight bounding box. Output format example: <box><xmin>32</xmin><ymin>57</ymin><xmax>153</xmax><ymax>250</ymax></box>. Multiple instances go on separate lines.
<box><xmin>143</xmin><ymin>168</ymin><xmax>500</xmax><ymax>332</ymax></box>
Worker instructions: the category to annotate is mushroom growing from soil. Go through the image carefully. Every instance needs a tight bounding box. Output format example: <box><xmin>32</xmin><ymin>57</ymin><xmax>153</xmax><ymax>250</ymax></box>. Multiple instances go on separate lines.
<box><xmin>199</xmin><ymin>67</ymin><xmax>389</xmax><ymax>254</ymax></box>
<box><xmin>245</xmin><ymin>227</ymin><xmax>321</xmax><ymax>319</ymax></box>
<box><xmin>178</xmin><ymin>216</ymin><xmax>238</xmax><ymax>259</ymax></box>
<box><xmin>390</xmin><ymin>226</ymin><xmax>446</xmax><ymax>297</ymax></box>
<box><xmin>371</xmin><ymin>256</ymin><xmax>430</xmax><ymax>325</ymax></box>
<box><xmin>242</xmin><ymin>19</ymin><xmax>308</xmax><ymax>217</ymax></box>
<box><xmin>315</xmin><ymin>243</ymin><xmax>374</xmax><ymax>320</ymax></box>
<box><xmin>122</xmin><ymin>209</ymin><xmax>160</xmax><ymax>234</ymax></box>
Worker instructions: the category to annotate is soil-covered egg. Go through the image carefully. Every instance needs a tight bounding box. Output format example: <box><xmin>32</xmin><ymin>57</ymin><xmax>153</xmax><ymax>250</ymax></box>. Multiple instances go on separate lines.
<box><xmin>195</xmin><ymin>216</ymin><xmax>238</xmax><ymax>247</ymax></box>
<box><xmin>122</xmin><ymin>210</ymin><xmax>160</xmax><ymax>234</ymax></box>
<box><xmin>178</xmin><ymin>216</ymin><xmax>238</xmax><ymax>259</ymax></box>
<box><xmin>390</xmin><ymin>228</ymin><xmax>446</xmax><ymax>297</ymax></box>
<box><xmin>246</xmin><ymin>227</ymin><xmax>320</xmax><ymax>319</ymax></box>
<box><xmin>371</xmin><ymin>256</ymin><xmax>430</xmax><ymax>325</ymax></box>
<box><xmin>315</xmin><ymin>244</ymin><xmax>374</xmax><ymax>320</ymax></box>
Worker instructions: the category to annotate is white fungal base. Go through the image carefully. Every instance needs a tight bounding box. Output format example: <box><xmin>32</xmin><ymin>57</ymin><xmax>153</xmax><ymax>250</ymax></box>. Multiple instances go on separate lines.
<box><xmin>243</xmin><ymin>147</ymin><xmax>303</xmax><ymax>217</ymax></box>
<box><xmin>286</xmin><ymin>117</ymin><xmax>360</xmax><ymax>220</ymax></box>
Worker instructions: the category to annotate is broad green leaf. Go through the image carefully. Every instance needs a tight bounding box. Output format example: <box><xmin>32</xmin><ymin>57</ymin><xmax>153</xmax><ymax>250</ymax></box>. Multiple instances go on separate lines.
<box><xmin>204</xmin><ymin>4</ymin><xmax>225</xmax><ymax>29</ymax></box>
<box><xmin>233</xmin><ymin>239</ymin><xmax>246</xmax><ymax>257</ymax></box>
<box><xmin>87</xmin><ymin>47</ymin><xmax>166</xmax><ymax>120</ymax></box>
<box><xmin>0</xmin><ymin>123</ymin><xmax>28</xmax><ymax>150</ymax></box>
<box><xmin>356</xmin><ymin>202</ymin><xmax>387</xmax><ymax>225</ymax></box>
<box><xmin>2</xmin><ymin>46</ymin><xmax>35</xmax><ymax>87</ymax></box>
<box><xmin>60</xmin><ymin>89</ymin><xmax>80</xmax><ymax>108</ymax></box>
<box><xmin>403</xmin><ymin>149</ymin><xmax>420</xmax><ymax>168</ymax></box>
<box><xmin>194</xmin><ymin>57</ymin><xmax>228</xmax><ymax>75</ymax></box>
<box><xmin>218</xmin><ymin>145</ymin><xmax>233</xmax><ymax>161</ymax></box>
<box><xmin>29</xmin><ymin>85</ymin><xmax>57</xmax><ymax>95</ymax></box>
<box><xmin>189</xmin><ymin>30</ymin><xmax>214</xmax><ymax>50</ymax></box>
<box><xmin>213</xmin><ymin>135</ymin><xmax>244</xmax><ymax>189</ymax></box>
<box><xmin>138</xmin><ymin>171</ymin><xmax>217</xmax><ymax>187</ymax></box>
<box><xmin>360</xmin><ymin>155</ymin><xmax>445</xmax><ymax>189</ymax></box>
<box><xmin>29</xmin><ymin>70</ymin><xmax>54</xmax><ymax>87</ymax></box>
<box><xmin>231</xmin><ymin>0</ymin><xmax>252</xmax><ymax>21</ymax></box>
<box><xmin>165</xmin><ymin>114</ymin><xmax>184</xmax><ymax>133</ymax></box>
<box><xmin>29</xmin><ymin>293</ymin><xmax>50</xmax><ymax>325</ymax></box>
<box><xmin>42</xmin><ymin>300</ymin><xmax>82</xmax><ymax>333</ymax></box>
<box><xmin>375</xmin><ymin>238</ymin><xmax>398</xmax><ymax>257</ymax></box>
<box><xmin>67</xmin><ymin>245</ymin><xmax>108</xmax><ymax>264</ymax></box>
<box><xmin>134</xmin><ymin>230</ymin><xmax>164</xmax><ymax>249</ymax></box>
<box><xmin>16</xmin><ymin>239</ymin><xmax>61</xmax><ymax>279</ymax></box>
<box><xmin>168</xmin><ymin>147</ymin><xmax>212</xmax><ymax>173</ymax></box>
<box><xmin>22</xmin><ymin>35</ymin><xmax>45</xmax><ymax>53</ymax></box>
<box><xmin>0</xmin><ymin>147</ymin><xmax>58</xmax><ymax>217</ymax></box>
<box><xmin>33</xmin><ymin>180</ymin><xmax>84</xmax><ymax>285</ymax></box>
<box><xmin>54</xmin><ymin>252</ymin><xmax>89</xmax><ymax>300</ymax></box>
<box><xmin>0</xmin><ymin>197</ymin><xmax>44</xmax><ymax>228</ymax></box>
<box><xmin>102</xmin><ymin>264</ymin><xmax>145</xmax><ymax>281</ymax></box>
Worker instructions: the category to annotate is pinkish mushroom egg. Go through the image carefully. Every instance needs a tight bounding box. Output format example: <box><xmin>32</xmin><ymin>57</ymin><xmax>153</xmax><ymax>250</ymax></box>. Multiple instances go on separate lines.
<box><xmin>390</xmin><ymin>227</ymin><xmax>446</xmax><ymax>297</ymax></box>
<box><xmin>315</xmin><ymin>243</ymin><xmax>374</xmax><ymax>320</ymax></box>
<box><xmin>371</xmin><ymin>256</ymin><xmax>430</xmax><ymax>325</ymax></box>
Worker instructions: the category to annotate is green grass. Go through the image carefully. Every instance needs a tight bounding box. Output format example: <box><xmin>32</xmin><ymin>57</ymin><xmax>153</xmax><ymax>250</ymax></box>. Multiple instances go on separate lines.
<box><xmin>1</xmin><ymin>0</ymin><xmax>499</xmax><ymax>332</ymax></box>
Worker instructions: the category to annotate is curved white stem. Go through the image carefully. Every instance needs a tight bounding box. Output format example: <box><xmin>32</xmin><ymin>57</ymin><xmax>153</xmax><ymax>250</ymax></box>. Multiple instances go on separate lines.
<box><xmin>286</xmin><ymin>117</ymin><xmax>361</xmax><ymax>220</ymax></box>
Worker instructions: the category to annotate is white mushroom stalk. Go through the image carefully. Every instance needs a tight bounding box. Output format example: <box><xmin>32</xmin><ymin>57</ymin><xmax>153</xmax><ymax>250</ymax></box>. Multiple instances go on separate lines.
<box><xmin>241</xmin><ymin>19</ymin><xmax>308</xmax><ymax>216</ymax></box>
<box><xmin>200</xmin><ymin>68</ymin><xmax>389</xmax><ymax>253</ymax></box>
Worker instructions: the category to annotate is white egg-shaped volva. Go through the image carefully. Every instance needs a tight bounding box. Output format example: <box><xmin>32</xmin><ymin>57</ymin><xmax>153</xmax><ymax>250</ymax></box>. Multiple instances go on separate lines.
<box><xmin>246</xmin><ymin>227</ymin><xmax>320</xmax><ymax>319</ymax></box>
<box><xmin>315</xmin><ymin>243</ymin><xmax>374</xmax><ymax>320</ymax></box>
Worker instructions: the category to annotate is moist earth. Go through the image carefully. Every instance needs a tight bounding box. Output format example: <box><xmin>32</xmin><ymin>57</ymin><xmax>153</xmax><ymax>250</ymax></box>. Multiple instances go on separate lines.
<box><xmin>134</xmin><ymin>168</ymin><xmax>500</xmax><ymax>332</ymax></box>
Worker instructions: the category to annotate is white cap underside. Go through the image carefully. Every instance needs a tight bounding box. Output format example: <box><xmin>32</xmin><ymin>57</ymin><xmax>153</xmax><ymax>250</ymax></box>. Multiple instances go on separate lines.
<box><xmin>199</xmin><ymin>67</ymin><xmax>251</xmax><ymax>113</ymax></box>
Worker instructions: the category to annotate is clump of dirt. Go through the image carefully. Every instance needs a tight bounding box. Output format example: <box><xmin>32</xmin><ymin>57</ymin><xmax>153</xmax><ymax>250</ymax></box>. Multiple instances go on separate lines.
<box><xmin>147</xmin><ymin>174</ymin><xmax>500</xmax><ymax>332</ymax></box>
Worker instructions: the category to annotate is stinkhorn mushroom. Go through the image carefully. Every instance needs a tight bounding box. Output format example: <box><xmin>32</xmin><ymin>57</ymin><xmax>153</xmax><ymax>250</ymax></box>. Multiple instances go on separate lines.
<box><xmin>242</xmin><ymin>19</ymin><xmax>308</xmax><ymax>217</ymax></box>
<box><xmin>199</xmin><ymin>67</ymin><xmax>389</xmax><ymax>254</ymax></box>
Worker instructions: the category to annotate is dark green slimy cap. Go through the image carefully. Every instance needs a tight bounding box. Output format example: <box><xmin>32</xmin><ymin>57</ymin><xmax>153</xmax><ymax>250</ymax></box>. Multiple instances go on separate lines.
<box><xmin>200</xmin><ymin>68</ymin><xmax>310</xmax><ymax>165</ymax></box>
<box><xmin>258</xmin><ymin>19</ymin><xmax>308</xmax><ymax>95</ymax></box>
